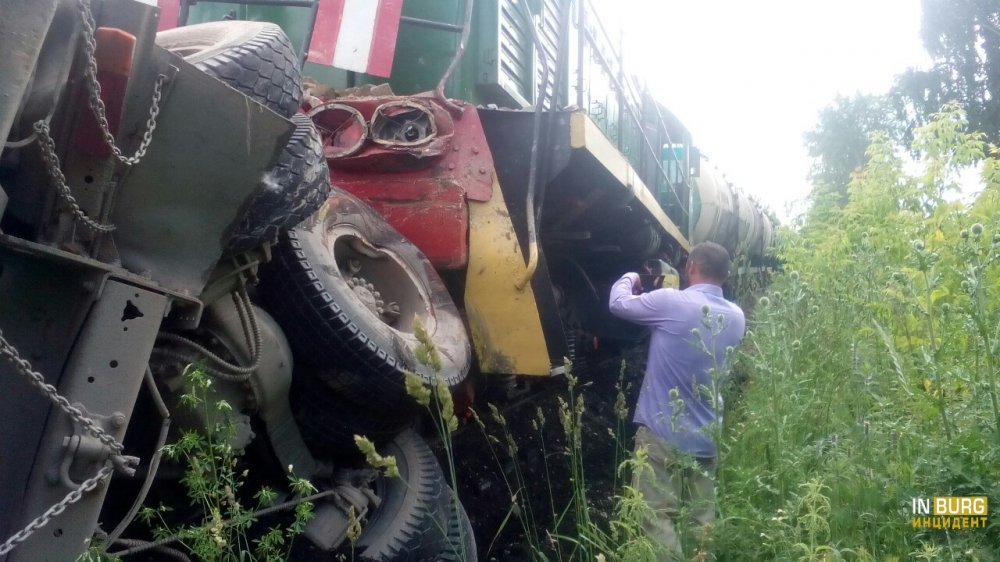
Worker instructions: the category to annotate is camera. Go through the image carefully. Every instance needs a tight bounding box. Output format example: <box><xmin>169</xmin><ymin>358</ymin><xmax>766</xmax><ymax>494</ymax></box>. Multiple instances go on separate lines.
<box><xmin>637</xmin><ymin>259</ymin><xmax>679</xmax><ymax>292</ymax></box>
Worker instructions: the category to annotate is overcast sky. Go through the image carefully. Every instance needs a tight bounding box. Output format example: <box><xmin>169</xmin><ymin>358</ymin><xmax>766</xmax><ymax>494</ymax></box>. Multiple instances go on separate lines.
<box><xmin>606</xmin><ymin>0</ymin><xmax>930</xmax><ymax>221</ymax></box>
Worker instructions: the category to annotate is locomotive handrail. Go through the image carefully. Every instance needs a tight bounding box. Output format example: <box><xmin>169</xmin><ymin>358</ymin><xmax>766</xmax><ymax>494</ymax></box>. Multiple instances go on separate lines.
<box><xmin>578</xmin><ymin>0</ymin><xmax>692</xmax><ymax>221</ymax></box>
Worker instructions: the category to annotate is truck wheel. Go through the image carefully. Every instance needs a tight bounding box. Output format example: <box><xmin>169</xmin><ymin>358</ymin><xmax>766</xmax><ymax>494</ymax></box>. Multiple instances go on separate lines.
<box><xmin>156</xmin><ymin>20</ymin><xmax>302</xmax><ymax>118</ymax></box>
<box><xmin>353</xmin><ymin>430</ymin><xmax>452</xmax><ymax>561</ymax></box>
<box><xmin>438</xmin><ymin>494</ymin><xmax>477</xmax><ymax>562</ymax></box>
<box><xmin>290</xmin><ymin>368</ymin><xmax>411</xmax><ymax>463</ymax></box>
<box><xmin>224</xmin><ymin>113</ymin><xmax>331</xmax><ymax>256</ymax></box>
<box><xmin>260</xmin><ymin>190</ymin><xmax>471</xmax><ymax>409</ymax></box>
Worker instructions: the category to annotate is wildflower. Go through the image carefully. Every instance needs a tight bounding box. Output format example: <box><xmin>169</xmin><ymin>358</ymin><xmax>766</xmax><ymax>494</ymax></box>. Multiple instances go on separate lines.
<box><xmin>791</xmin><ymin>340</ymin><xmax>801</xmax><ymax>349</ymax></box>
<box><xmin>759</xmin><ymin>296</ymin><xmax>770</xmax><ymax>307</ymax></box>
<box><xmin>940</xmin><ymin>303</ymin><xmax>951</xmax><ymax>315</ymax></box>
<box><xmin>960</xmin><ymin>229</ymin><xmax>969</xmax><ymax>239</ymax></box>
<box><xmin>690</xmin><ymin>327</ymin><xmax>701</xmax><ymax>337</ymax></box>
<box><xmin>912</xmin><ymin>239</ymin><xmax>924</xmax><ymax>251</ymax></box>
<box><xmin>971</xmin><ymin>223</ymin><xmax>984</xmax><ymax>238</ymax></box>
<box><xmin>346</xmin><ymin>506</ymin><xmax>362</xmax><ymax>544</ymax></box>
<box><xmin>789</xmin><ymin>271</ymin><xmax>800</xmax><ymax>281</ymax></box>
<box><xmin>413</xmin><ymin>317</ymin><xmax>442</xmax><ymax>372</ymax></box>
<box><xmin>404</xmin><ymin>372</ymin><xmax>431</xmax><ymax>407</ymax></box>
<box><xmin>701</xmin><ymin>304</ymin><xmax>711</xmax><ymax>316</ymax></box>
<box><xmin>434</xmin><ymin>376</ymin><xmax>458</xmax><ymax>433</ymax></box>
<box><xmin>771</xmin><ymin>291</ymin><xmax>781</xmax><ymax>301</ymax></box>
<box><xmin>354</xmin><ymin>435</ymin><xmax>400</xmax><ymax>478</ymax></box>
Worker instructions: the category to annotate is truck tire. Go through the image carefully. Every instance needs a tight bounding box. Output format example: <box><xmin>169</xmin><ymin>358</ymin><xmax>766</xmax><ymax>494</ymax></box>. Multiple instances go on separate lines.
<box><xmin>354</xmin><ymin>430</ymin><xmax>452</xmax><ymax>562</ymax></box>
<box><xmin>224</xmin><ymin>113</ymin><xmax>331</xmax><ymax>256</ymax></box>
<box><xmin>437</xmin><ymin>494</ymin><xmax>477</xmax><ymax>562</ymax></box>
<box><xmin>156</xmin><ymin>20</ymin><xmax>302</xmax><ymax>118</ymax></box>
<box><xmin>259</xmin><ymin>190</ymin><xmax>471</xmax><ymax>410</ymax></box>
<box><xmin>290</xmin><ymin>368</ymin><xmax>411</xmax><ymax>463</ymax></box>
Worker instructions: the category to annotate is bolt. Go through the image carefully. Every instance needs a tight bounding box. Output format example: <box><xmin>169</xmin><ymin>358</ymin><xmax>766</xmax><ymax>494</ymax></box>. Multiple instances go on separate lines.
<box><xmin>111</xmin><ymin>413</ymin><xmax>127</xmax><ymax>428</ymax></box>
<box><xmin>472</xmin><ymin>147</ymin><xmax>479</xmax><ymax>155</ymax></box>
<box><xmin>479</xmin><ymin>167</ymin><xmax>487</xmax><ymax>175</ymax></box>
<box><xmin>453</xmin><ymin>145</ymin><xmax>460</xmax><ymax>152</ymax></box>
<box><xmin>448</xmin><ymin>163</ymin><xmax>455</xmax><ymax>170</ymax></box>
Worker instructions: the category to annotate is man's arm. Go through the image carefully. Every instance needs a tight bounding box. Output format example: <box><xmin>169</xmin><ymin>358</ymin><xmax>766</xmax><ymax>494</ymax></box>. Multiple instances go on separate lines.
<box><xmin>608</xmin><ymin>273</ymin><xmax>671</xmax><ymax>325</ymax></box>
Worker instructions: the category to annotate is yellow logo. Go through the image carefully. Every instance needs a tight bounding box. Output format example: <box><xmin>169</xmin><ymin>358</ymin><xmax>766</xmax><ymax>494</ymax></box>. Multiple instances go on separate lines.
<box><xmin>911</xmin><ymin>496</ymin><xmax>988</xmax><ymax>529</ymax></box>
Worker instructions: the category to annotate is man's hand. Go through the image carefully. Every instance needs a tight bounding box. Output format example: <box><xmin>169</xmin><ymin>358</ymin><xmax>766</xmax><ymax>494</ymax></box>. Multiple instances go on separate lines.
<box><xmin>622</xmin><ymin>272</ymin><xmax>642</xmax><ymax>295</ymax></box>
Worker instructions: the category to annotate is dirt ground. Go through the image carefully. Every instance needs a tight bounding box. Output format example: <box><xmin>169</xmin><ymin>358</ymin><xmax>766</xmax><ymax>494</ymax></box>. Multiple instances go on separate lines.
<box><xmin>433</xmin><ymin>348</ymin><xmax>648</xmax><ymax>562</ymax></box>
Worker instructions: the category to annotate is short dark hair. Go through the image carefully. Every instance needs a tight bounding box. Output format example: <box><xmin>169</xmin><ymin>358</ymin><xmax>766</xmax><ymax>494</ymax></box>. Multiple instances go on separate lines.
<box><xmin>689</xmin><ymin>242</ymin><xmax>731</xmax><ymax>282</ymax></box>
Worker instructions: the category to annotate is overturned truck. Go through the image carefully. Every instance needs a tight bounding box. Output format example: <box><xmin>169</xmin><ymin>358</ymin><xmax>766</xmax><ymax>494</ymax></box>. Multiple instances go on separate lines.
<box><xmin>0</xmin><ymin>0</ymin><xmax>773</xmax><ymax>560</ymax></box>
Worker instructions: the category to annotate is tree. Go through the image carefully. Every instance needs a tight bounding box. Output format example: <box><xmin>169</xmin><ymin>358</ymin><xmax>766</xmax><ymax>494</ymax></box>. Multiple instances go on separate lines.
<box><xmin>802</xmin><ymin>93</ymin><xmax>905</xmax><ymax>206</ymax></box>
<box><xmin>894</xmin><ymin>0</ymin><xmax>1000</xmax><ymax>145</ymax></box>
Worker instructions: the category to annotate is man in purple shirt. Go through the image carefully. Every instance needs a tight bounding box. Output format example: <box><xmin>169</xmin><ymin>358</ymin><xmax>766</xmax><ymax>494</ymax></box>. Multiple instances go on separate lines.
<box><xmin>609</xmin><ymin>242</ymin><xmax>745</xmax><ymax>560</ymax></box>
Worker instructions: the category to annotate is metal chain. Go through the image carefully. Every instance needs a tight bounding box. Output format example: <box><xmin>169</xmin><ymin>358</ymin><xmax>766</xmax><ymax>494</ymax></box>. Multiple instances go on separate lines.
<box><xmin>0</xmin><ymin>1</ymin><xmax>167</xmax><ymax>554</ymax></box>
<box><xmin>0</xmin><ymin>332</ymin><xmax>132</xmax><ymax>555</ymax></box>
<box><xmin>0</xmin><ymin>465</ymin><xmax>115</xmax><ymax>556</ymax></box>
<box><xmin>0</xmin><ymin>331</ymin><xmax>124</xmax><ymax>453</ymax></box>
<box><xmin>77</xmin><ymin>0</ymin><xmax>165</xmax><ymax>166</ymax></box>
<box><xmin>33</xmin><ymin>121</ymin><xmax>117</xmax><ymax>233</ymax></box>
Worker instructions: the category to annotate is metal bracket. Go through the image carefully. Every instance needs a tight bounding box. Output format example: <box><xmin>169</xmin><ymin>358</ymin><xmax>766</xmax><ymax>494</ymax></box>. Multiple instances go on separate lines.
<box><xmin>303</xmin><ymin>468</ymin><xmax>379</xmax><ymax>551</ymax></box>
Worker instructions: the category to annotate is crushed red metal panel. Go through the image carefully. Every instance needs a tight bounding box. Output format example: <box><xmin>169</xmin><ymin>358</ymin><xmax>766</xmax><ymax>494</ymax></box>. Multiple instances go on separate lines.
<box><xmin>343</xmin><ymin>178</ymin><xmax>468</xmax><ymax>270</ymax></box>
<box><xmin>308</xmin><ymin>93</ymin><xmax>496</xmax><ymax>269</ymax></box>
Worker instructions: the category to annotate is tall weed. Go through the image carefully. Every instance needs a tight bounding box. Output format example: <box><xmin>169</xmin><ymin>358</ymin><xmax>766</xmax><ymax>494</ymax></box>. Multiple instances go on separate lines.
<box><xmin>715</xmin><ymin>104</ymin><xmax>1000</xmax><ymax>560</ymax></box>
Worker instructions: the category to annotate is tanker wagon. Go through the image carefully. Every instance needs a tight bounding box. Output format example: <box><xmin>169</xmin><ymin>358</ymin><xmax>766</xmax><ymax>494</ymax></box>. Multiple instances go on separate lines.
<box><xmin>0</xmin><ymin>0</ymin><xmax>773</xmax><ymax>559</ymax></box>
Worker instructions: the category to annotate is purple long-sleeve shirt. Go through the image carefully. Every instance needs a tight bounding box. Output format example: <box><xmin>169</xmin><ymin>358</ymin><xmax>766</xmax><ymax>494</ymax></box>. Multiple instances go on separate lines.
<box><xmin>609</xmin><ymin>273</ymin><xmax>745</xmax><ymax>457</ymax></box>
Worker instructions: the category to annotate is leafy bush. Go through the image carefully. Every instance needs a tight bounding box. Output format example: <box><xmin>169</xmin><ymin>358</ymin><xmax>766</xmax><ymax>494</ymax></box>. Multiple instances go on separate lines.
<box><xmin>715</xmin><ymin>104</ymin><xmax>1000</xmax><ymax>561</ymax></box>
